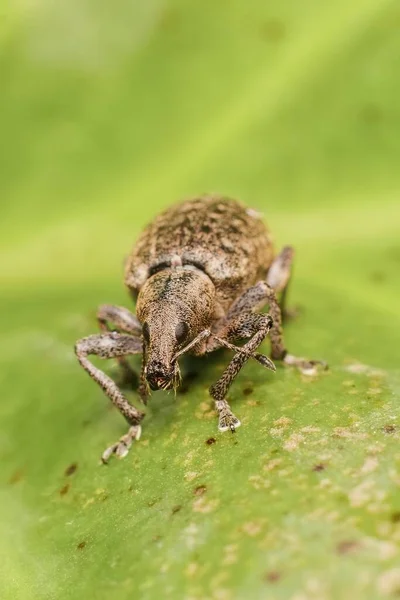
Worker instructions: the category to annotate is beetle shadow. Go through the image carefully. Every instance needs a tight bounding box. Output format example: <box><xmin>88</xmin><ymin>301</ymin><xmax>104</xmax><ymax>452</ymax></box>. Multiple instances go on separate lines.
<box><xmin>176</xmin><ymin>348</ymin><xmax>277</xmax><ymax>396</ymax></box>
<box><xmin>176</xmin><ymin>355</ymin><xmax>202</xmax><ymax>395</ymax></box>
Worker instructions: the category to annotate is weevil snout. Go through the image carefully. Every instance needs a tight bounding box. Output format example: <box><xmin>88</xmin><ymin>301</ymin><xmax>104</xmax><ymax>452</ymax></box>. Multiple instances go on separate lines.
<box><xmin>146</xmin><ymin>361</ymin><xmax>176</xmax><ymax>391</ymax></box>
<box><xmin>146</xmin><ymin>359</ymin><xmax>181</xmax><ymax>392</ymax></box>
<box><xmin>137</xmin><ymin>268</ymin><xmax>215</xmax><ymax>393</ymax></box>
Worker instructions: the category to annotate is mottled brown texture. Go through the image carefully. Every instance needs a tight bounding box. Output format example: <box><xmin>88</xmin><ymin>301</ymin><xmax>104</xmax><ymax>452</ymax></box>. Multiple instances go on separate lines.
<box><xmin>74</xmin><ymin>194</ymin><xmax>321</xmax><ymax>461</ymax></box>
<box><xmin>125</xmin><ymin>195</ymin><xmax>274</xmax><ymax>311</ymax></box>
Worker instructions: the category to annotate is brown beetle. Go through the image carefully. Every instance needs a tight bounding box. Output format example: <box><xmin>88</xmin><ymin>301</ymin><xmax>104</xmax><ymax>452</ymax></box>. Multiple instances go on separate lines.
<box><xmin>75</xmin><ymin>195</ymin><xmax>323</xmax><ymax>461</ymax></box>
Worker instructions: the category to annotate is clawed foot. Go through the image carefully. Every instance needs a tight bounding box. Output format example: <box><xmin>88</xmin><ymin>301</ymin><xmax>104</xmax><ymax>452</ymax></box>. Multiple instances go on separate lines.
<box><xmin>216</xmin><ymin>398</ymin><xmax>241</xmax><ymax>432</ymax></box>
<box><xmin>284</xmin><ymin>353</ymin><xmax>328</xmax><ymax>376</ymax></box>
<box><xmin>218</xmin><ymin>411</ymin><xmax>241</xmax><ymax>432</ymax></box>
<box><xmin>101</xmin><ymin>424</ymin><xmax>142</xmax><ymax>463</ymax></box>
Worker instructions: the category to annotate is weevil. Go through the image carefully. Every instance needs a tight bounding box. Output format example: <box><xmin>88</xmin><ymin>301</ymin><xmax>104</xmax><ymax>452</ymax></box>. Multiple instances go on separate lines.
<box><xmin>75</xmin><ymin>195</ymin><xmax>323</xmax><ymax>461</ymax></box>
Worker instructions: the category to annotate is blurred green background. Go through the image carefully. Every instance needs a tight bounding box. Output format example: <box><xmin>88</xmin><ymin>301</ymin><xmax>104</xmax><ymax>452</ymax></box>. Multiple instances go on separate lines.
<box><xmin>1</xmin><ymin>1</ymin><xmax>400</xmax><ymax>599</ymax></box>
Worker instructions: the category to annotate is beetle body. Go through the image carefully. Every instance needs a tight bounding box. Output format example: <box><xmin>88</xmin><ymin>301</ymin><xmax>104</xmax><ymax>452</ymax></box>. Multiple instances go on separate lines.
<box><xmin>75</xmin><ymin>195</ymin><xmax>321</xmax><ymax>461</ymax></box>
<box><xmin>125</xmin><ymin>195</ymin><xmax>274</xmax><ymax>311</ymax></box>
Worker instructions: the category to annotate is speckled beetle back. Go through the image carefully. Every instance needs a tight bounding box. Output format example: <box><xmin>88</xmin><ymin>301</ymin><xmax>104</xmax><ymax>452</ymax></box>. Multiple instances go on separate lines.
<box><xmin>125</xmin><ymin>195</ymin><xmax>274</xmax><ymax>310</ymax></box>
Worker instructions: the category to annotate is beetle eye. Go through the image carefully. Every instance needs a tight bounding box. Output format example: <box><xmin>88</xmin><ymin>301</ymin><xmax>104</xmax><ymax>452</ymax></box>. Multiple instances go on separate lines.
<box><xmin>142</xmin><ymin>322</ymin><xmax>150</xmax><ymax>343</ymax></box>
<box><xmin>175</xmin><ymin>321</ymin><xmax>189</xmax><ymax>344</ymax></box>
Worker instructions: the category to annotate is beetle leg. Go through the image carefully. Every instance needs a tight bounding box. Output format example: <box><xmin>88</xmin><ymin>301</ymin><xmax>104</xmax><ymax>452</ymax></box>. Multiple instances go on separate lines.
<box><xmin>138</xmin><ymin>356</ymin><xmax>150</xmax><ymax>405</ymax></box>
<box><xmin>225</xmin><ymin>281</ymin><xmax>326</xmax><ymax>375</ymax></box>
<box><xmin>97</xmin><ymin>304</ymin><xmax>142</xmax><ymax>335</ymax></box>
<box><xmin>97</xmin><ymin>304</ymin><xmax>142</xmax><ymax>391</ymax></box>
<box><xmin>210</xmin><ymin>315</ymin><xmax>273</xmax><ymax>432</ymax></box>
<box><xmin>228</xmin><ymin>247</ymin><xmax>295</xmax><ymax>321</ymax></box>
<box><xmin>101</xmin><ymin>425</ymin><xmax>142</xmax><ymax>463</ymax></box>
<box><xmin>75</xmin><ymin>332</ymin><xmax>145</xmax><ymax>461</ymax></box>
<box><xmin>225</xmin><ymin>281</ymin><xmax>285</xmax><ymax>361</ymax></box>
<box><xmin>266</xmin><ymin>245</ymin><xmax>296</xmax><ymax>320</ymax></box>
<box><xmin>227</xmin><ymin>281</ymin><xmax>271</xmax><ymax>320</ymax></box>
<box><xmin>212</xmin><ymin>332</ymin><xmax>275</xmax><ymax>372</ymax></box>
<box><xmin>208</xmin><ymin>312</ymin><xmax>276</xmax><ymax>371</ymax></box>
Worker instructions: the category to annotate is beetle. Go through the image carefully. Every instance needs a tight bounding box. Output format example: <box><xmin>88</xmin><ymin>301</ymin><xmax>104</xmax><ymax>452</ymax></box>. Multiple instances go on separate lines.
<box><xmin>75</xmin><ymin>195</ymin><xmax>322</xmax><ymax>461</ymax></box>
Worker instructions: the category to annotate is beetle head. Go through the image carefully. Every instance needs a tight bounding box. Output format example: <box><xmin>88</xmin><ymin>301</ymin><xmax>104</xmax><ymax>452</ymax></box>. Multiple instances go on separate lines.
<box><xmin>136</xmin><ymin>267</ymin><xmax>215</xmax><ymax>392</ymax></box>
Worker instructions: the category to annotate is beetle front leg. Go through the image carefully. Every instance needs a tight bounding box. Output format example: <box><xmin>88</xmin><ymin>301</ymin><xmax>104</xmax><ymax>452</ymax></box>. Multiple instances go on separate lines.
<box><xmin>210</xmin><ymin>315</ymin><xmax>273</xmax><ymax>432</ymax></box>
<box><xmin>74</xmin><ymin>332</ymin><xmax>145</xmax><ymax>461</ymax></box>
<box><xmin>97</xmin><ymin>304</ymin><xmax>142</xmax><ymax>392</ymax></box>
<box><xmin>226</xmin><ymin>281</ymin><xmax>286</xmax><ymax>361</ymax></box>
<box><xmin>227</xmin><ymin>281</ymin><xmax>325</xmax><ymax>375</ymax></box>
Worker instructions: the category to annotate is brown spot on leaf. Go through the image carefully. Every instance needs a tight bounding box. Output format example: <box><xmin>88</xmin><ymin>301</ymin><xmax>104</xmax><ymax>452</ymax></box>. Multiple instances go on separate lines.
<box><xmin>171</xmin><ymin>505</ymin><xmax>182</xmax><ymax>515</ymax></box>
<box><xmin>383</xmin><ymin>424</ymin><xmax>396</xmax><ymax>434</ymax></box>
<box><xmin>77</xmin><ymin>541</ymin><xmax>86</xmax><ymax>550</ymax></box>
<box><xmin>336</xmin><ymin>540</ymin><xmax>360</xmax><ymax>555</ymax></box>
<box><xmin>65</xmin><ymin>463</ymin><xmax>78</xmax><ymax>476</ymax></box>
<box><xmin>313</xmin><ymin>463</ymin><xmax>325</xmax><ymax>472</ymax></box>
<box><xmin>59</xmin><ymin>483</ymin><xmax>70</xmax><ymax>496</ymax></box>
<box><xmin>194</xmin><ymin>485</ymin><xmax>207</xmax><ymax>497</ymax></box>
<box><xmin>391</xmin><ymin>511</ymin><xmax>400</xmax><ymax>523</ymax></box>
<box><xmin>265</xmin><ymin>571</ymin><xmax>281</xmax><ymax>583</ymax></box>
<box><xmin>243</xmin><ymin>387</ymin><xmax>254</xmax><ymax>396</ymax></box>
<box><xmin>8</xmin><ymin>469</ymin><xmax>24</xmax><ymax>484</ymax></box>
<box><xmin>206</xmin><ymin>437</ymin><xmax>216</xmax><ymax>446</ymax></box>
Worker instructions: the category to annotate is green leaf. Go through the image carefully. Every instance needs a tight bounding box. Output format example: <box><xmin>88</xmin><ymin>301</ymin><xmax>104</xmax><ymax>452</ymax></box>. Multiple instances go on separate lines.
<box><xmin>1</xmin><ymin>1</ymin><xmax>400</xmax><ymax>599</ymax></box>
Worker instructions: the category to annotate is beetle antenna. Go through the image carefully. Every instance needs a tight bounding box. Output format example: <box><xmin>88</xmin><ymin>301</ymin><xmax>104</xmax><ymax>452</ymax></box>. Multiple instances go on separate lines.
<box><xmin>172</xmin><ymin>362</ymin><xmax>182</xmax><ymax>395</ymax></box>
